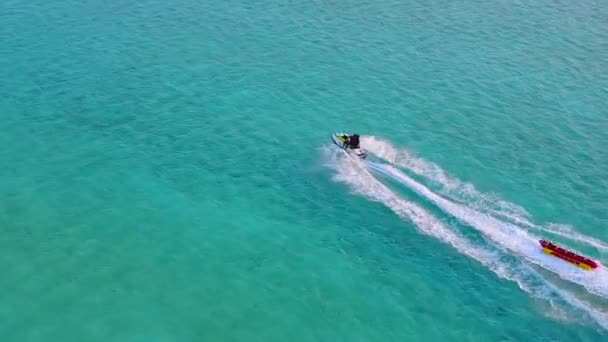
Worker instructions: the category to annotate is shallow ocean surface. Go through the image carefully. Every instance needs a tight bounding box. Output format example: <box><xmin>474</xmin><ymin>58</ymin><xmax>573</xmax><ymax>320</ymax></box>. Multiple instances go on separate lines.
<box><xmin>1</xmin><ymin>0</ymin><xmax>607</xmax><ymax>340</ymax></box>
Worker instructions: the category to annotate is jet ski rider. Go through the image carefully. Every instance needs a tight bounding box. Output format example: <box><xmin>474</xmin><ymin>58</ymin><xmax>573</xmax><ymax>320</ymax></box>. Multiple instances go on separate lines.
<box><xmin>345</xmin><ymin>134</ymin><xmax>360</xmax><ymax>149</ymax></box>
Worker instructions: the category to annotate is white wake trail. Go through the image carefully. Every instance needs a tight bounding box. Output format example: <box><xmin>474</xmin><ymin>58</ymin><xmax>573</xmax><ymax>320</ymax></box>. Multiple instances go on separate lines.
<box><xmin>362</xmin><ymin>136</ymin><xmax>608</xmax><ymax>252</ymax></box>
<box><xmin>367</xmin><ymin>162</ymin><xmax>608</xmax><ymax>300</ymax></box>
<box><xmin>361</xmin><ymin>136</ymin><xmax>531</xmax><ymax>218</ymax></box>
<box><xmin>323</xmin><ymin>147</ymin><xmax>608</xmax><ymax>330</ymax></box>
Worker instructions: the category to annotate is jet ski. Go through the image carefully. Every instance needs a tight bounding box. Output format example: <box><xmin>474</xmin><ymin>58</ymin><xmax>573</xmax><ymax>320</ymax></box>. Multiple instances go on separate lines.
<box><xmin>331</xmin><ymin>132</ymin><xmax>367</xmax><ymax>159</ymax></box>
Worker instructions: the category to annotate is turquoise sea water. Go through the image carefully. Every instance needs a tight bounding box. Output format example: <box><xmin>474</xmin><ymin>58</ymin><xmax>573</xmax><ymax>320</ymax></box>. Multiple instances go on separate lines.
<box><xmin>2</xmin><ymin>0</ymin><xmax>607</xmax><ymax>340</ymax></box>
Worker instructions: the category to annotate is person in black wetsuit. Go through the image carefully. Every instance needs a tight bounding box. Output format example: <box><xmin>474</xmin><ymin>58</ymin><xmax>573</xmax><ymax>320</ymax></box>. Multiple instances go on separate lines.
<box><xmin>346</xmin><ymin>134</ymin><xmax>360</xmax><ymax>149</ymax></box>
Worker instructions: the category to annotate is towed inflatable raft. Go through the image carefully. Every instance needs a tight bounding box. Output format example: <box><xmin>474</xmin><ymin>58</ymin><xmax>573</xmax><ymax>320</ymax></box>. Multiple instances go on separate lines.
<box><xmin>540</xmin><ymin>240</ymin><xmax>599</xmax><ymax>270</ymax></box>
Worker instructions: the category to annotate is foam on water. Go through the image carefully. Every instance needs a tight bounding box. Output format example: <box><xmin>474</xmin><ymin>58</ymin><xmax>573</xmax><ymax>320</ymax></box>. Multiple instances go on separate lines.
<box><xmin>362</xmin><ymin>136</ymin><xmax>608</xmax><ymax>252</ymax></box>
<box><xmin>360</xmin><ymin>136</ymin><xmax>531</xmax><ymax>218</ymax></box>
<box><xmin>323</xmin><ymin>146</ymin><xmax>608</xmax><ymax>330</ymax></box>
<box><xmin>323</xmin><ymin>146</ymin><xmax>488</xmax><ymax>258</ymax></box>
<box><xmin>369</xmin><ymin>162</ymin><xmax>608</xmax><ymax>298</ymax></box>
